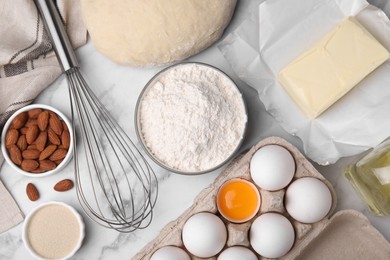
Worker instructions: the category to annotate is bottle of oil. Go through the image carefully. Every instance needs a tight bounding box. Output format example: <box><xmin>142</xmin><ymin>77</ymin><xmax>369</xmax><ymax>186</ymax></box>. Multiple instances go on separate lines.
<box><xmin>345</xmin><ymin>139</ymin><xmax>390</xmax><ymax>216</ymax></box>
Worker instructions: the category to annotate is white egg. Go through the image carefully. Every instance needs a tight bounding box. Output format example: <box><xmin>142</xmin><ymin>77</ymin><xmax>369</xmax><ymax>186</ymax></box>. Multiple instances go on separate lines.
<box><xmin>285</xmin><ymin>177</ymin><xmax>332</xmax><ymax>223</ymax></box>
<box><xmin>250</xmin><ymin>213</ymin><xmax>295</xmax><ymax>258</ymax></box>
<box><xmin>250</xmin><ymin>145</ymin><xmax>295</xmax><ymax>191</ymax></box>
<box><xmin>182</xmin><ymin>212</ymin><xmax>227</xmax><ymax>258</ymax></box>
<box><xmin>217</xmin><ymin>246</ymin><xmax>258</xmax><ymax>260</ymax></box>
<box><xmin>150</xmin><ymin>246</ymin><xmax>191</xmax><ymax>260</ymax></box>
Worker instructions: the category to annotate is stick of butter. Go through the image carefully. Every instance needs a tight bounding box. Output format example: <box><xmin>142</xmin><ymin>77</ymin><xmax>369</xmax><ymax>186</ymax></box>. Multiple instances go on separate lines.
<box><xmin>278</xmin><ymin>17</ymin><xmax>389</xmax><ymax>118</ymax></box>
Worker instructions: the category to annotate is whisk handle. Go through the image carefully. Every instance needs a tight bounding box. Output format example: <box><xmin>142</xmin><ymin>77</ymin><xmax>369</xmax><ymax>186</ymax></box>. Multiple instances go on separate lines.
<box><xmin>35</xmin><ymin>0</ymin><xmax>79</xmax><ymax>72</ymax></box>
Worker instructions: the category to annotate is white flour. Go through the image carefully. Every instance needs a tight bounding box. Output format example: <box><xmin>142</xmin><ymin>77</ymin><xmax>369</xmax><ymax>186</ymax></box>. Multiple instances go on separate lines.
<box><xmin>139</xmin><ymin>64</ymin><xmax>247</xmax><ymax>172</ymax></box>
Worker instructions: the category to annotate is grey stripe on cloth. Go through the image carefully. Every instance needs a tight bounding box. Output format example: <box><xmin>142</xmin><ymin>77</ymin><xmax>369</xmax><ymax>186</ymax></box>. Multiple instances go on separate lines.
<box><xmin>0</xmin><ymin>0</ymin><xmax>87</xmax><ymax>234</ymax></box>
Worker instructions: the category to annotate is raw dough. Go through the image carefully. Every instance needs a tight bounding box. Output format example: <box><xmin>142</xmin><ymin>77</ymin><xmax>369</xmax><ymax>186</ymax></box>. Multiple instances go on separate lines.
<box><xmin>81</xmin><ymin>0</ymin><xmax>237</xmax><ymax>66</ymax></box>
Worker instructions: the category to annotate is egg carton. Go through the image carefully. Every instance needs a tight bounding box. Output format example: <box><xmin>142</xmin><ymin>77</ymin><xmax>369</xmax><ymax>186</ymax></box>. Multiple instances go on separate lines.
<box><xmin>133</xmin><ymin>137</ymin><xmax>390</xmax><ymax>259</ymax></box>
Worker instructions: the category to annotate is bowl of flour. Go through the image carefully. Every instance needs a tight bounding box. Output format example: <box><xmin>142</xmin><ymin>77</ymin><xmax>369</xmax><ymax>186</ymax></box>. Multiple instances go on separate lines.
<box><xmin>135</xmin><ymin>62</ymin><xmax>247</xmax><ymax>174</ymax></box>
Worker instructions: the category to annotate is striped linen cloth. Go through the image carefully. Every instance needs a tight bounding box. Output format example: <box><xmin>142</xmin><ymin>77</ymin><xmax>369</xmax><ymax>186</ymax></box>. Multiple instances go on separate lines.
<box><xmin>0</xmin><ymin>0</ymin><xmax>86</xmax><ymax>233</ymax></box>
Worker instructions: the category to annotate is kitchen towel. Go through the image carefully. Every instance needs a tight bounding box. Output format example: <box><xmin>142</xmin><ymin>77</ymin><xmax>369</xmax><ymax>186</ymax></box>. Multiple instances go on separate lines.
<box><xmin>0</xmin><ymin>0</ymin><xmax>87</xmax><ymax>233</ymax></box>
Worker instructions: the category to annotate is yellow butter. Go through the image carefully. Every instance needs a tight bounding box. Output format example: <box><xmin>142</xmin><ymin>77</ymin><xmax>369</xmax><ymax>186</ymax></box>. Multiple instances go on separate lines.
<box><xmin>278</xmin><ymin>17</ymin><xmax>389</xmax><ymax>118</ymax></box>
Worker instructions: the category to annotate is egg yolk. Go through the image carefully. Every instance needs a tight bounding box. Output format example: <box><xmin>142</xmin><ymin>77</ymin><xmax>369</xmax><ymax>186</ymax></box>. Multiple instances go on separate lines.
<box><xmin>217</xmin><ymin>179</ymin><xmax>260</xmax><ymax>223</ymax></box>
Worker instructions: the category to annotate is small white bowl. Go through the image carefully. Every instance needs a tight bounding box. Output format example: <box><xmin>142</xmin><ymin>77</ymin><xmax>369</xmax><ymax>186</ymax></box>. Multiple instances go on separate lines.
<box><xmin>1</xmin><ymin>104</ymin><xmax>73</xmax><ymax>177</ymax></box>
<box><xmin>22</xmin><ymin>201</ymin><xmax>85</xmax><ymax>260</ymax></box>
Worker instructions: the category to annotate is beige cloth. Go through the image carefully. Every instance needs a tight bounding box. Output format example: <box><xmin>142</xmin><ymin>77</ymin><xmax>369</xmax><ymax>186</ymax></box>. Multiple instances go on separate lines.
<box><xmin>0</xmin><ymin>0</ymin><xmax>87</xmax><ymax>233</ymax></box>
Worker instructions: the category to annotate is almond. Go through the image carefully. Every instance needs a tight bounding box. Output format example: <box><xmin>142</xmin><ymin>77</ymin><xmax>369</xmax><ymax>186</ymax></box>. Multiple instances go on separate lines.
<box><xmin>62</xmin><ymin>121</ymin><xmax>68</xmax><ymax>132</ymax></box>
<box><xmin>27</xmin><ymin>144</ymin><xmax>37</xmax><ymax>150</ymax></box>
<box><xmin>8</xmin><ymin>145</ymin><xmax>22</xmax><ymax>165</ymax></box>
<box><xmin>39</xmin><ymin>144</ymin><xmax>57</xmax><ymax>160</ymax></box>
<box><xmin>21</xmin><ymin>159</ymin><xmax>39</xmax><ymax>172</ymax></box>
<box><xmin>35</xmin><ymin>131</ymin><xmax>47</xmax><ymax>151</ymax></box>
<box><xmin>54</xmin><ymin>159</ymin><xmax>64</xmax><ymax>165</ymax></box>
<box><xmin>48</xmin><ymin>128</ymin><xmax>60</xmax><ymax>145</ymax></box>
<box><xmin>11</xmin><ymin>112</ymin><xmax>28</xmax><ymax>129</ymax></box>
<box><xmin>22</xmin><ymin>149</ymin><xmax>40</xmax><ymax>160</ymax></box>
<box><xmin>20</xmin><ymin>127</ymin><xmax>29</xmax><ymax>135</ymax></box>
<box><xmin>28</xmin><ymin>108</ymin><xmax>42</xmax><ymax>119</ymax></box>
<box><xmin>17</xmin><ymin>135</ymin><xmax>28</xmax><ymax>151</ymax></box>
<box><xmin>37</xmin><ymin>110</ymin><xmax>49</xmax><ymax>131</ymax></box>
<box><xmin>39</xmin><ymin>160</ymin><xmax>57</xmax><ymax>171</ymax></box>
<box><xmin>49</xmin><ymin>149</ymin><xmax>67</xmax><ymax>161</ymax></box>
<box><xmin>61</xmin><ymin>130</ymin><xmax>70</xmax><ymax>149</ymax></box>
<box><xmin>54</xmin><ymin>179</ymin><xmax>74</xmax><ymax>192</ymax></box>
<box><xmin>49</xmin><ymin>112</ymin><xmax>63</xmax><ymax>136</ymax></box>
<box><xmin>31</xmin><ymin>167</ymin><xmax>46</xmax><ymax>174</ymax></box>
<box><xmin>25</xmin><ymin>119</ymin><xmax>38</xmax><ymax>127</ymax></box>
<box><xmin>26</xmin><ymin>125</ymin><xmax>39</xmax><ymax>144</ymax></box>
<box><xmin>5</xmin><ymin>129</ymin><xmax>19</xmax><ymax>148</ymax></box>
<box><xmin>26</xmin><ymin>183</ymin><xmax>39</xmax><ymax>201</ymax></box>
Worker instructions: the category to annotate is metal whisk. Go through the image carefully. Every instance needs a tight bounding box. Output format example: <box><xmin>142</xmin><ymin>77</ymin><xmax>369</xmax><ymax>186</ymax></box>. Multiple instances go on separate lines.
<box><xmin>36</xmin><ymin>0</ymin><xmax>158</xmax><ymax>232</ymax></box>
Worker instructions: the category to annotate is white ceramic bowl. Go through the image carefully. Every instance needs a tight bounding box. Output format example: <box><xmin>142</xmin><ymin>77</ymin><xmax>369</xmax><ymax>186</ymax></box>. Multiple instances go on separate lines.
<box><xmin>22</xmin><ymin>201</ymin><xmax>85</xmax><ymax>260</ymax></box>
<box><xmin>1</xmin><ymin>104</ymin><xmax>73</xmax><ymax>177</ymax></box>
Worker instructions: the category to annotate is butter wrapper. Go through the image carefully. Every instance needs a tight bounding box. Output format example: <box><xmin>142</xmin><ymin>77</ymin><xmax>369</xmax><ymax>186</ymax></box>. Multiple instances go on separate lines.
<box><xmin>218</xmin><ymin>0</ymin><xmax>390</xmax><ymax>165</ymax></box>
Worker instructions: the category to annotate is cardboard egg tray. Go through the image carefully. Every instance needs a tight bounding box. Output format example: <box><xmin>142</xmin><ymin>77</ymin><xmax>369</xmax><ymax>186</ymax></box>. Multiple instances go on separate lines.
<box><xmin>134</xmin><ymin>137</ymin><xmax>390</xmax><ymax>259</ymax></box>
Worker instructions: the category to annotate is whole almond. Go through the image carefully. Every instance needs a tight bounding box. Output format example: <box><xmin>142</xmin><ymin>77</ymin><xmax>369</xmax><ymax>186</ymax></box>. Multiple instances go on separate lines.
<box><xmin>27</xmin><ymin>144</ymin><xmax>38</xmax><ymax>150</ymax></box>
<box><xmin>39</xmin><ymin>144</ymin><xmax>57</xmax><ymax>160</ymax></box>
<box><xmin>25</xmin><ymin>119</ymin><xmax>38</xmax><ymax>127</ymax></box>
<box><xmin>22</xmin><ymin>149</ymin><xmax>40</xmax><ymax>160</ymax></box>
<box><xmin>20</xmin><ymin>127</ymin><xmax>29</xmax><ymax>135</ymax></box>
<box><xmin>49</xmin><ymin>113</ymin><xmax>63</xmax><ymax>136</ymax></box>
<box><xmin>39</xmin><ymin>160</ymin><xmax>57</xmax><ymax>171</ymax></box>
<box><xmin>26</xmin><ymin>183</ymin><xmax>39</xmax><ymax>201</ymax></box>
<box><xmin>48</xmin><ymin>128</ymin><xmax>60</xmax><ymax>145</ymax></box>
<box><xmin>8</xmin><ymin>145</ymin><xmax>22</xmax><ymax>165</ymax></box>
<box><xmin>54</xmin><ymin>159</ymin><xmax>64</xmax><ymax>165</ymax></box>
<box><xmin>31</xmin><ymin>167</ymin><xmax>45</xmax><ymax>174</ymax></box>
<box><xmin>28</xmin><ymin>108</ymin><xmax>42</xmax><ymax>119</ymax></box>
<box><xmin>54</xmin><ymin>179</ymin><xmax>74</xmax><ymax>192</ymax></box>
<box><xmin>35</xmin><ymin>131</ymin><xmax>47</xmax><ymax>151</ymax></box>
<box><xmin>61</xmin><ymin>130</ymin><xmax>70</xmax><ymax>149</ymax></box>
<box><xmin>5</xmin><ymin>129</ymin><xmax>19</xmax><ymax>148</ymax></box>
<box><xmin>49</xmin><ymin>149</ymin><xmax>67</xmax><ymax>161</ymax></box>
<box><xmin>26</xmin><ymin>125</ymin><xmax>39</xmax><ymax>144</ymax></box>
<box><xmin>17</xmin><ymin>135</ymin><xmax>28</xmax><ymax>151</ymax></box>
<box><xmin>62</xmin><ymin>121</ymin><xmax>68</xmax><ymax>132</ymax></box>
<box><xmin>37</xmin><ymin>111</ymin><xmax>49</xmax><ymax>131</ymax></box>
<box><xmin>11</xmin><ymin>112</ymin><xmax>28</xmax><ymax>129</ymax></box>
<box><xmin>21</xmin><ymin>159</ymin><xmax>39</xmax><ymax>172</ymax></box>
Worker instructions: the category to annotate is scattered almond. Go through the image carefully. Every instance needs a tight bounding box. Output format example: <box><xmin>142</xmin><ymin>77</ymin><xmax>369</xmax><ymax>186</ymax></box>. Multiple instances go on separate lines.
<box><xmin>21</xmin><ymin>159</ymin><xmax>39</xmax><ymax>172</ymax></box>
<box><xmin>17</xmin><ymin>135</ymin><xmax>28</xmax><ymax>151</ymax></box>
<box><xmin>37</xmin><ymin>110</ymin><xmax>49</xmax><ymax>131</ymax></box>
<box><xmin>11</xmin><ymin>112</ymin><xmax>28</xmax><ymax>129</ymax></box>
<box><xmin>26</xmin><ymin>183</ymin><xmax>39</xmax><ymax>201</ymax></box>
<box><xmin>28</xmin><ymin>108</ymin><xmax>42</xmax><ymax>119</ymax></box>
<box><xmin>49</xmin><ymin>112</ymin><xmax>63</xmax><ymax>136</ymax></box>
<box><xmin>35</xmin><ymin>131</ymin><xmax>47</xmax><ymax>151</ymax></box>
<box><xmin>22</xmin><ymin>149</ymin><xmax>40</xmax><ymax>160</ymax></box>
<box><xmin>48</xmin><ymin>128</ymin><xmax>61</xmax><ymax>145</ymax></box>
<box><xmin>26</xmin><ymin>125</ymin><xmax>39</xmax><ymax>144</ymax></box>
<box><xmin>39</xmin><ymin>144</ymin><xmax>57</xmax><ymax>160</ymax></box>
<box><xmin>5</xmin><ymin>129</ymin><xmax>19</xmax><ymax>148</ymax></box>
<box><xmin>61</xmin><ymin>130</ymin><xmax>70</xmax><ymax>149</ymax></box>
<box><xmin>49</xmin><ymin>149</ymin><xmax>67</xmax><ymax>161</ymax></box>
<box><xmin>39</xmin><ymin>160</ymin><xmax>57</xmax><ymax>171</ymax></box>
<box><xmin>54</xmin><ymin>179</ymin><xmax>74</xmax><ymax>192</ymax></box>
<box><xmin>8</xmin><ymin>145</ymin><xmax>22</xmax><ymax>165</ymax></box>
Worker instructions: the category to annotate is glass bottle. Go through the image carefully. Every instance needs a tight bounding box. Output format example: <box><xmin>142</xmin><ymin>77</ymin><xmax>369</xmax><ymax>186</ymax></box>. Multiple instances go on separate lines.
<box><xmin>345</xmin><ymin>139</ymin><xmax>390</xmax><ymax>216</ymax></box>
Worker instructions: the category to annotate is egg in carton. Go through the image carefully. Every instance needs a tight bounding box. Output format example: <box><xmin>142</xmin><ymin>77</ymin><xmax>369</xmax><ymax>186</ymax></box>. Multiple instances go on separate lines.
<box><xmin>134</xmin><ymin>137</ymin><xmax>390</xmax><ymax>260</ymax></box>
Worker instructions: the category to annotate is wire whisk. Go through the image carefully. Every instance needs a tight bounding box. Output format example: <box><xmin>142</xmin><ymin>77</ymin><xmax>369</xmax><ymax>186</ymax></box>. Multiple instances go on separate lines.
<box><xmin>36</xmin><ymin>0</ymin><xmax>158</xmax><ymax>232</ymax></box>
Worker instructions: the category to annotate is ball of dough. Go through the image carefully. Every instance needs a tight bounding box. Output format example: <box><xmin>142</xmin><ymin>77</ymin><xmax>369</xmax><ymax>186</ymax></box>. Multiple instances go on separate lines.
<box><xmin>81</xmin><ymin>0</ymin><xmax>237</xmax><ymax>66</ymax></box>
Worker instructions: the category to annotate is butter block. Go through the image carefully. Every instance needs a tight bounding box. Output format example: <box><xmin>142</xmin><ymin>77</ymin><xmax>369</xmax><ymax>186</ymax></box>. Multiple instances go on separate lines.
<box><xmin>278</xmin><ymin>17</ymin><xmax>390</xmax><ymax>118</ymax></box>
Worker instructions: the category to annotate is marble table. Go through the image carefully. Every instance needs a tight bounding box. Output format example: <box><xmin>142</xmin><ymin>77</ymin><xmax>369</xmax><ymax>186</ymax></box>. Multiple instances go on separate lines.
<box><xmin>1</xmin><ymin>0</ymin><xmax>389</xmax><ymax>259</ymax></box>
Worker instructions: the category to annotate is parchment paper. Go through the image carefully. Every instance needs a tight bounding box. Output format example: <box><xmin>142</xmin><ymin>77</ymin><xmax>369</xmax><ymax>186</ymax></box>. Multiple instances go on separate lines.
<box><xmin>219</xmin><ymin>0</ymin><xmax>390</xmax><ymax>165</ymax></box>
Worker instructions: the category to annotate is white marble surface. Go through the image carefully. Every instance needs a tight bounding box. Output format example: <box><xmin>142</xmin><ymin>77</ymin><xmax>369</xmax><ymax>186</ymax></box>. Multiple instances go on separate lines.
<box><xmin>1</xmin><ymin>0</ymin><xmax>390</xmax><ymax>259</ymax></box>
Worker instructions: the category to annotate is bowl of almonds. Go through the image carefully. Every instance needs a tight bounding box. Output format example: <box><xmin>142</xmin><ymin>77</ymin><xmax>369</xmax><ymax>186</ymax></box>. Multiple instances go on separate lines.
<box><xmin>1</xmin><ymin>104</ymin><xmax>73</xmax><ymax>177</ymax></box>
